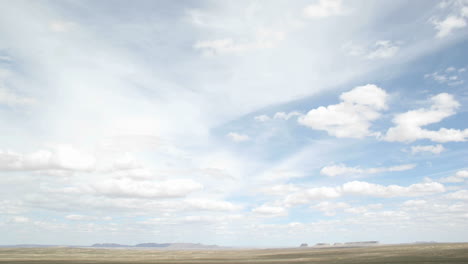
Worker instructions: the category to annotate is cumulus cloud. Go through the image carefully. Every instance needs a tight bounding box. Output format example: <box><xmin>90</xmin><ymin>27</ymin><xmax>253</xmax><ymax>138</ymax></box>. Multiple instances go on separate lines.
<box><xmin>312</xmin><ymin>201</ymin><xmax>383</xmax><ymax>216</ymax></box>
<box><xmin>65</xmin><ymin>214</ymin><xmax>111</xmax><ymax>221</ymax></box>
<box><xmin>0</xmin><ymin>145</ymin><xmax>95</xmax><ymax>172</ymax></box>
<box><xmin>312</xmin><ymin>201</ymin><xmax>349</xmax><ymax>216</ymax></box>
<box><xmin>342</xmin><ymin>181</ymin><xmax>445</xmax><ymax>198</ymax></box>
<box><xmin>284</xmin><ymin>187</ymin><xmax>342</xmax><ymax>206</ymax></box>
<box><xmin>254</xmin><ymin>115</ymin><xmax>271</xmax><ymax>122</ymax></box>
<box><xmin>411</xmin><ymin>144</ymin><xmax>445</xmax><ymax>154</ymax></box>
<box><xmin>320</xmin><ymin>163</ymin><xmax>416</xmax><ymax>177</ymax></box>
<box><xmin>194</xmin><ymin>29</ymin><xmax>285</xmax><ymax>55</ymax></box>
<box><xmin>298</xmin><ymin>84</ymin><xmax>388</xmax><ymax>138</ymax></box>
<box><xmin>226</xmin><ymin>132</ymin><xmax>250</xmax><ymax>142</ymax></box>
<box><xmin>252</xmin><ymin>205</ymin><xmax>287</xmax><ymax>216</ymax></box>
<box><xmin>366</xmin><ymin>41</ymin><xmax>400</xmax><ymax>59</ymax></box>
<box><xmin>10</xmin><ymin>216</ymin><xmax>30</xmax><ymax>223</ymax></box>
<box><xmin>260</xmin><ymin>184</ymin><xmax>300</xmax><ymax>196</ymax></box>
<box><xmin>91</xmin><ymin>179</ymin><xmax>203</xmax><ymax>199</ymax></box>
<box><xmin>432</xmin><ymin>1</ymin><xmax>468</xmax><ymax>38</ymax></box>
<box><xmin>282</xmin><ymin>180</ymin><xmax>445</xmax><ymax>206</ymax></box>
<box><xmin>445</xmin><ymin>190</ymin><xmax>468</xmax><ymax>200</ymax></box>
<box><xmin>385</xmin><ymin>93</ymin><xmax>468</xmax><ymax>142</ymax></box>
<box><xmin>434</xmin><ymin>16</ymin><xmax>467</xmax><ymax>38</ymax></box>
<box><xmin>425</xmin><ymin>66</ymin><xmax>466</xmax><ymax>86</ymax></box>
<box><xmin>343</xmin><ymin>40</ymin><xmax>401</xmax><ymax>60</ymax></box>
<box><xmin>185</xmin><ymin>198</ymin><xmax>242</xmax><ymax>211</ymax></box>
<box><xmin>439</xmin><ymin>170</ymin><xmax>468</xmax><ymax>183</ymax></box>
<box><xmin>253</xmin><ymin>111</ymin><xmax>302</xmax><ymax>122</ymax></box>
<box><xmin>303</xmin><ymin>0</ymin><xmax>348</xmax><ymax>18</ymax></box>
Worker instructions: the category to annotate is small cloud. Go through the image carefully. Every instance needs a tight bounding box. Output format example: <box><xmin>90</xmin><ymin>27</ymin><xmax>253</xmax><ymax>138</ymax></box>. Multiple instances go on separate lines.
<box><xmin>320</xmin><ymin>163</ymin><xmax>416</xmax><ymax>177</ymax></box>
<box><xmin>226</xmin><ymin>132</ymin><xmax>250</xmax><ymax>142</ymax></box>
<box><xmin>252</xmin><ymin>205</ymin><xmax>287</xmax><ymax>216</ymax></box>
<box><xmin>11</xmin><ymin>216</ymin><xmax>29</xmax><ymax>223</ymax></box>
<box><xmin>433</xmin><ymin>16</ymin><xmax>466</xmax><ymax>38</ymax></box>
<box><xmin>439</xmin><ymin>170</ymin><xmax>468</xmax><ymax>183</ymax></box>
<box><xmin>254</xmin><ymin>115</ymin><xmax>271</xmax><ymax>122</ymax></box>
<box><xmin>384</xmin><ymin>93</ymin><xmax>467</xmax><ymax>143</ymax></box>
<box><xmin>303</xmin><ymin>0</ymin><xmax>348</xmax><ymax>18</ymax></box>
<box><xmin>343</xmin><ymin>41</ymin><xmax>401</xmax><ymax>60</ymax></box>
<box><xmin>366</xmin><ymin>40</ymin><xmax>400</xmax><ymax>59</ymax></box>
<box><xmin>298</xmin><ymin>84</ymin><xmax>388</xmax><ymax>138</ymax></box>
<box><xmin>411</xmin><ymin>144</ymin><xmax>445</xmax><ymax>154</ymax></box>
<box><xmin>425</xmin><ymin>66</ymin><xmax>466</xmax><ymax>86</ymax></box>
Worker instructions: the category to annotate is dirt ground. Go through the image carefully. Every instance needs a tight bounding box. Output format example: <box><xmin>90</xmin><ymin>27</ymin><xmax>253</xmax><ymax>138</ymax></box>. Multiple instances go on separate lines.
<box><xmin>1</xmin><ymin>243</ymin><xmax>468</xmax><ymax>264</ymax></box>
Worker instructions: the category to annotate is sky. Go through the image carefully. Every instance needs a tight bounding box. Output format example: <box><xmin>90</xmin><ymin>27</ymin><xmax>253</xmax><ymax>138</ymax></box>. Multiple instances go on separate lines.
<box><xmin>0</xmin><ymin>0</ymin><xmax>467</xmax><ymax>247</ymax></box>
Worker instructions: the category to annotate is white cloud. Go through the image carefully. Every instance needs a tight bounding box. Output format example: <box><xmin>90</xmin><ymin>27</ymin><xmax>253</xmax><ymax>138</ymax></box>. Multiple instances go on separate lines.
<box><xmin>280</xmin><ymin>181</ymin><xmax>443</xmax><ymax>208</ymax></box>
<box><xmin>254</xmin><ymin>114</ymin><xmax>271</xmax><ymax>122</ymax></box>
<box><xmin>343</xmin><ymin>40</ymin><xmax>401</xmax><ymax>60</ymax></box>
<box><xmin>312</xmin><ymin>201</ymin><xmax>349</xmax><ymax>216</ymax></box>
<box><xmin>185</xmin><ymin>198</ymin><xmax>242</xmax><ymax>211</ymax></box>
<box><xmin>226</xmin><ymin>132</ymin><xmax>250</xmax><ymax>142</ymax></box>
<box><xmin>342</xmin><ymin>181</ymin><xmax>445</xmax><ymax>198</ymax></box>
<box><xmin>366</xmin><ymin>41</ymin><xmax>400</xmax><ymax>59</ymax></box>
<box><xmin>0</xmin><ymin>145</ymin><xmax>96</xmax><ymax>172</ymax></box>
<box><xmin>194</xmin><ymin>29</ymin><xmax>285</xmax><ymax>55</ymax></box>
<box><xmin>445</xmin><ymin>190</ymin><xmax>468</xmax><ymax>200</ymax></box>
<box><xmin>439</xmin><ymin>170</ymin><xmax>468</xmax><ymax>183</ymax></box>
<box><xmin>385</xmin><ymin>93</ymin><xmax>468</xmax><ymax>142</ymax></box>
<box><xmin>298</xmin><ymin>84</ymin><xmax>388</xmax><ymax>138</ymax></box>
<box><xmin>320</xmin><ymin>163</ymin><xmax>416</xmax><ymax>177</ymax></box>
<box><xmin>425</xmin><ymin>66</ymin><xmax>466</xmax><ymax>86</ymax></box>
<box><xmin>0</xmin><ymin>87</ymin><xmax>35</xmax><ymax>106</ymax></box>
<box><xmin>273</xmin><ymin>111</ymin><xmax>302</xmax><ymax>120</ymax></box>
<box><xmin>253</xmin><ymin>111</ymin><xmax>302</xmax><ymax>122</ymax></box>
<box><xmin>303</xmin><ymin>0</ymin><xmax>348</xmax><ymax>18</ymax></box>
<box><xmin>65</xmin><ymin>214</ymin><xmax>110</xmax><ymax>221</ymax></box>
<box><xmin>10</xmin><ymin>216</ymin><xmax>30</xmax><ymax>223</ymax></box>
<box><xmin>252</xmin><ymin>205</ymin><xmax>287</xmax><ymax>216</ymax></box>
<box><xmin>284</xmin><ymin>187</ymin><xmax>342</xmax><ymax>206</ymax></box>
<box><xmin>91</xmin><ymin>179</ymin><xmax>203</xmax><ymax>199</ymax></box>
<box><xmin>411</xmin><ymin>144</ymin><xmax>445</xmax><ymax>154</ymax></box>
<box><xmin>260</xmin><ymin>184</ymin><xmax>300</xmax><ymax>196</ymax></box>
<box><xmin>434</xmin><ymin>16</ymin><xmax>467</xmax><ymax>38</ymax></box>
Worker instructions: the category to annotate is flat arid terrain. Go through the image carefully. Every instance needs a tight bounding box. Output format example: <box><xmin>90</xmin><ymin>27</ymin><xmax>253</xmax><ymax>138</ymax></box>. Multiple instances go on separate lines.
<box><xmin>1</xmin><ymin>243</ymin><xmax>468</xmax><ymax>264</ymax></box>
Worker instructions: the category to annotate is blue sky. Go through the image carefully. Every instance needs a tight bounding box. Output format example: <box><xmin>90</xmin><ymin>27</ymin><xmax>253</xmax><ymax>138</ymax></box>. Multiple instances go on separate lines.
<box><xmin>0</xmin><ymin>0</ymin><xmax>467</xmax><ymax>247</ymax></box>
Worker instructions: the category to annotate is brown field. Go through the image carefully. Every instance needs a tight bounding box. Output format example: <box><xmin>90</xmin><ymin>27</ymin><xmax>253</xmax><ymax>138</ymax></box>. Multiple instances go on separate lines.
<box><xmin>1</xmin><ymin>243</ymin><xmax>468</xmax><ymax>264</ymax></box>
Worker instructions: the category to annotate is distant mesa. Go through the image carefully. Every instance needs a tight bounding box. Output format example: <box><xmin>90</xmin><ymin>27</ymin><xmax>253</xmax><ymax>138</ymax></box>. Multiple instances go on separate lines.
<box><xmin>315</xmin><ymin>243</ymin><xmax>330</xmax><ymax>247</ymax></box>
<box><xmin>300</xmin><ymin>243</ymin><xmax>308</xmax><ymax>247</ymax></box>
<box><xmin>135</xmin><ymin>243</ymin><xmax>171</xmax><ymax>248</ymax></box>
<box><xmin>344</xmin><ymin>241</ymin><xmax>379</xmax><ymax>246</ymax></box>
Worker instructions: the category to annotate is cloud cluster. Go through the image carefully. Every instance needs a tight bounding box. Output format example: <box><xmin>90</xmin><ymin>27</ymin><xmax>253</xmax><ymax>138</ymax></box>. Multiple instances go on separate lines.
<box><xmin>385</xmin><ymin>93</ymin><xmax>468</xmax><ymax>142</ymax></box>
<box><xmin>298</xmin><ymin>84</ymin><xmax>388</xmax><ymax>138</ymax></box>
<box><xmin>343</xmin><ymin>40</ymin><xmax>401</xmax><ymax>60</ymax></box>
<box><xmin>439</xmin><ymin>170</ymin><xmax>468</xmax><ymax>183</ymax></box>
<box><xmin>283</xmin><ymin>180</ymin><xmax>445</xmax><ymax>207</ymax></box>
<box><xmin>226</xmin><ymin>132</ymin><xmax>250</xmax><ymax>142</ymax></box>
<box><xmin>411</xmin><ymin>144</ymin><xmax>445</xmax><ymax>154</ymax></box>
<box><xmin>320</xmin><ymin>163</ymin><xmax>416</xmax><ymax>177</ymax></box>
<box><xmin>432</xmin><ymin>1</ymin><xmax>468</xmax><ymax>38</ymax></box>
<box><xmin>254</xmin><ymin>111</ymin><xmax>301</xmax><ymax>122</ymax></box>
<box><xmin>425</xmin><ymin>66</ymin><xmax>466</xmax><ymax>86</ymax></box>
